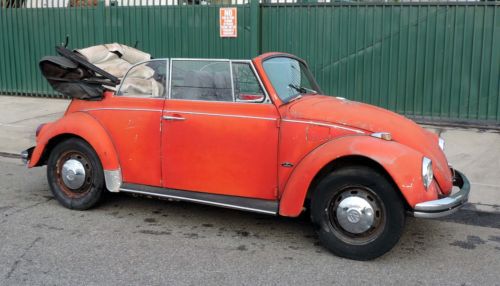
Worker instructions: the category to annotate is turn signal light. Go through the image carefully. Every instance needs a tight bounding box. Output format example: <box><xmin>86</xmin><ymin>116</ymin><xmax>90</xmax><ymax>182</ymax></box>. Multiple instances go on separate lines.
<box><xmin>371</xmin><ymin>132</ymin><xmax>392</xmax><ymax>141</ymax></box>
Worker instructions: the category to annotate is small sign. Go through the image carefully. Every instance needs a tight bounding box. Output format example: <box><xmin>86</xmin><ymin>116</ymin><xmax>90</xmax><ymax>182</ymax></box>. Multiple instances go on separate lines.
<box><xmin>219</xmin><ymin>7</ymin><xmax>237</xmax><ymax>38</ymax></box>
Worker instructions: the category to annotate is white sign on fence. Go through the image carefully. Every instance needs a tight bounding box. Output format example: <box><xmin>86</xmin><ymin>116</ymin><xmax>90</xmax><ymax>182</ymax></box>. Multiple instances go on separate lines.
<box><xmin>219</xmin><ymin>7</ymin><xmax>237</xmax><ymax>38</ymax></box>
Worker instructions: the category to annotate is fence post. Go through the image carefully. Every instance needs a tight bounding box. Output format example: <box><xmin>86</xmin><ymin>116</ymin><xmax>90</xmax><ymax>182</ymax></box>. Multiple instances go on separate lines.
<box><xmin>249</xmin><ymin>0</ymin><xmax>260</xmax><ymax>57</ymax></box>
<box><xmin>96</xmin><ymin>0</ymin><xmax>105</xmax><ymax>44</ymax></box>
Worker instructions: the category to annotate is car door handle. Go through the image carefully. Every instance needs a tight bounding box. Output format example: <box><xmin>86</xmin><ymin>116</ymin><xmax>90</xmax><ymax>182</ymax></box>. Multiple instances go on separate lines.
<box><xmin>163</xmin><ymin>115</ymin><xmax>186</xmax><ymax>121</ymax></box>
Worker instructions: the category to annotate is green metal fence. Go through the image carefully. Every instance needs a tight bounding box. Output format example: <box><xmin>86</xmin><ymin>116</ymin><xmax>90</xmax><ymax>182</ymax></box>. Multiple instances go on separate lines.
<box><xmin>0</xmin><ymin>2</ymin><xmax>256</xmax><ymax>97</ymax></box>
<box><xmin>0</xmin><ymin>1</ymin><xmax>499</xmax><ymax>125</ymax></box>
<box><xmin>262</xmin><ymin>2</ymin><xmax>500</xmax><ymax>124</ymax></box>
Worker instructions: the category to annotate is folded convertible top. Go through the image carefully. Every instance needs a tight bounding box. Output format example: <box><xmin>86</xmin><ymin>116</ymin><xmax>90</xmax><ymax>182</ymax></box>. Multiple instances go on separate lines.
<box><xmin>39</xmin><ymin>43</ymin><xmax>151</xmax><ymax>100</ymax></box>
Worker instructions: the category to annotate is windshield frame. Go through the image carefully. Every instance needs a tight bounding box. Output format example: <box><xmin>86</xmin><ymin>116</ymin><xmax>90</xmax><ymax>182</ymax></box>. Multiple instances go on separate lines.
<box><xmin>261</xmin><ymin>55</ymin><xmax>322</xmax><ymax>104</ymax></box>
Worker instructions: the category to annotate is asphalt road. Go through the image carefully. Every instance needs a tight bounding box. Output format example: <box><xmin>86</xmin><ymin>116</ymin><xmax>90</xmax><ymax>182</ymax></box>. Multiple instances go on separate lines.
<box><xmin>0</xmin><ymin>156</ymin><xmax>499</xmax><ymax>286</ymax></box>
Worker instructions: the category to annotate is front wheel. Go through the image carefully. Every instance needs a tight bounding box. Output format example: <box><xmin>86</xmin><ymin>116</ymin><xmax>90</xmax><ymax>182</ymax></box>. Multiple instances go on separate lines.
<box><xmin>47</xmin><ymin>138</ymin><xmax>105</xmax><ymax>210</ymax></box>
<box><xmin>311</xmin><ymin>166</ymin><xmax>405</xmax><ymax>260</ymax></box>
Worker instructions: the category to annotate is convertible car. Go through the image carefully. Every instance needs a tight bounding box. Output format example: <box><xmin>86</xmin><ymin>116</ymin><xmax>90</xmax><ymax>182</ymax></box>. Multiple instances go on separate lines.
<box><xmin>22</xmin><ymin>44</ymin><xmax>470</xmax><ymax>260</ymax></box>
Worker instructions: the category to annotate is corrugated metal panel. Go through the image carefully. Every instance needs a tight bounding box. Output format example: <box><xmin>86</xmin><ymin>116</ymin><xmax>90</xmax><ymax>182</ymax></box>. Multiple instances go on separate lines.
<box><xmin>261</xmin><ymin>3</ymin><xmax>500</xmax><ymax>123</ymax></box>
<box><xmin>1</xmin><ymin>1</ymin><xmax>499</xmax><ymax>124</ymax></box>
<box><xmin>0</xmin><ymin>2</ymin><xmax>253</xmax><ymax>97</ymax></box>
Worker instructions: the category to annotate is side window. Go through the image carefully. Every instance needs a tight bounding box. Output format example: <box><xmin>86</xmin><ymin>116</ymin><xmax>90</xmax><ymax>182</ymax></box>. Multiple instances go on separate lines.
<box><xmin>170</xmin><ymin>60</ymin><xmax>233</xmax><ymax>102</ymax></box>
<box><xmin>232</xmin><ymin>62</ymin><xmax>265</xmax><ymax>103</ymax></box>
<box><xmin>117</xmin><ymin>60</ymin><xmax>167</xmax><ymax>98</ymax></box>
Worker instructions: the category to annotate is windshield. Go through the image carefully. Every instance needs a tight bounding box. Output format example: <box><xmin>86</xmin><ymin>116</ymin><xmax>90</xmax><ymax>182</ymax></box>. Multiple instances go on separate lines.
<box><xmin>262</xmin><ymin>56</ymin><xmax>320</xmax><ymax>103</ymax></box>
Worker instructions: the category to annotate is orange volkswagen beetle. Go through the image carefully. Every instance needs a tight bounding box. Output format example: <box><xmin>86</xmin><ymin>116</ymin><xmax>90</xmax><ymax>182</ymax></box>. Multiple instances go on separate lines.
<box><xmin>22</xmin><ymin>45</ymin><xmax>469</xmax><ymax>260</ymax></box>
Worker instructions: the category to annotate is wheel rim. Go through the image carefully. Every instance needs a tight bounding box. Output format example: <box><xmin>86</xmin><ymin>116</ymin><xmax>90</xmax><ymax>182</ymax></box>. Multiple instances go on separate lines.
<box><xmin>327</xmin><ymin>186</ymin><xmax>386</xmax><ymax>245</ymax></box>
<box><xmin>55</xmin><ymin>151</ymin><xmax>93</xmax><ymax>198</ymax></box>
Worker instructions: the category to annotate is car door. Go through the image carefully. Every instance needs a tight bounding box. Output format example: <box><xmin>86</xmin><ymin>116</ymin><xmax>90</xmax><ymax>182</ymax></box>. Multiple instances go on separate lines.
<box><xmin>162</xmin><ymin>59</ymin><xmax>279</xmax><ymax>200</ymax></box>
<box><xmin>90</xmin><ymin>59</ymin><xmax>168</xmax><ymax>187</ymax></box>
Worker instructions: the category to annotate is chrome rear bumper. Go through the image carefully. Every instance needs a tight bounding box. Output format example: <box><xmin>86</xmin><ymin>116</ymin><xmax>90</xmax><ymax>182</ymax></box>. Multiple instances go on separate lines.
<box><xmin>413</xmin><ymin>169</ymin><xmax>470</xmax><ymax>218</ymax></box>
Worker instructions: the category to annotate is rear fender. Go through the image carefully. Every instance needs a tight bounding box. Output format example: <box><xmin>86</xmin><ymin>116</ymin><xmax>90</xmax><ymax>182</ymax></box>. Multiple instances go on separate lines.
<box><xmin>29</xmin><ymin>111</ymin><xmax>122</xmax><ymax>192</ymax></box>
<box><xmin>279</xmin><ymin>136</ymin><xmax>440</xmax><ymax>217</ymax></box>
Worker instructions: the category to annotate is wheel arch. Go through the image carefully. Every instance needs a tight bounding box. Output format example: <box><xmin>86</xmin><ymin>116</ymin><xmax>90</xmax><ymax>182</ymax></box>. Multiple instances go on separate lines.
<box><xmin>304</xmin><ymin>155</ymin><xmax>411</xmax><ymax>212</ymax></box>
<box><xmin>278</xmin><ymin>136</ymin><xmax>433</xmax><ymax>217</ymax></box>
<box><xmin>29</xmin><ymin>112</ymin><xmax>122</xmax><ymax>192</ymax></box>
<box><xmin>35</xmin><ymin>133</ymin><xmax>86</xmax><ymax>167</ymax></box>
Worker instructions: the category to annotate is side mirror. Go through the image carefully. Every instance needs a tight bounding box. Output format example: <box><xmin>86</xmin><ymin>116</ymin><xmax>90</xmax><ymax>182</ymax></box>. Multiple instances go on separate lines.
<box><xmin>236</xmin><ymin>93</ymin><xmax>265</xmax><ymax>103</ymax></box>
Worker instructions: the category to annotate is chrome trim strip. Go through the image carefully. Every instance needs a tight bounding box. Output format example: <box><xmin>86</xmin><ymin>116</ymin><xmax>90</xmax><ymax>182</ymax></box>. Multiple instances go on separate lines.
<box><xmin>119</xmin><ymin>187</ymin><xmax>277</xmax><ymax>215</ymax></box>
<box><xmin>281</xmin><ymin>119</ymin><xmax>365</xmax><ymax>134</ymax></box>
<box><xmin>413</xmin><ymin>169</ymin><xmax>470</xmax><ymax>219</ymax></box>
<box><xmin>162</xmin><ymin>115</ymin><xmax>186</xmax><ymax>121</ymax></box>
<box><xmin>104</xmin><ymin>169</ymin><xmax>122</xmax><ymax>193</ymax></box>
<box><xmin>164</xmin><ymin>110</ymin><xmax>277</xmax><ymax>121</ymax></box>
<box><xmin>83</xmin><ymin>108</ymin><xmax>162</xmax><ymax>112</ymax></box>
<box><xmin>229</xmin><ymin>60</ymin><xmax>236</xmax><ymax>102</ymax></box>
<box><xmin>168</xmin><ymin>57</ymin><xmax>173</xmax><ymax>100</ymax></box>
<box><xmin>173</xmin><ymin>58</ymin><xmax>232</xmax><ymax>62</ymax></box>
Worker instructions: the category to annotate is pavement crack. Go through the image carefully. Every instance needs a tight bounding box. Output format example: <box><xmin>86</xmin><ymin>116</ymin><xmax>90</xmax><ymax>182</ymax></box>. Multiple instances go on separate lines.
<box><xmin>5</xmin><ymin>197</ymin><xmax>54</xmax><ymax>217</ymax></box>
<box><xmin>5</xmin><ymin>237</ymin><xmax>42</xmax><ymax>279</ymax></box>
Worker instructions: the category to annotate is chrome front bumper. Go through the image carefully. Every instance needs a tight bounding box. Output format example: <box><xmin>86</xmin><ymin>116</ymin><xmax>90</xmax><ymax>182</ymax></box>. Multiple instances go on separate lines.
<box><xmin>413</xmin><ymin>169</ymin><xmax>470</xmax><ymax>218</ymax></box>
<box><xmin>20</xmin><ymin>147</ymin><xmax>34</xmax><ymax>165</ymax></box>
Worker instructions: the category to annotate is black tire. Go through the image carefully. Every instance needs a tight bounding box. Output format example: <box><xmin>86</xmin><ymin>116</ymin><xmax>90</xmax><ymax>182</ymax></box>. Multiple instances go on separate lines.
<box><xmin>47</xmin><ymin>138</ymin><xmax>105</xmax><ymax>210</ymax></box>
<box><xmin>311</xmin><ymin>166</ymin><xmax>405</xmax><ymax>260</ymax></box>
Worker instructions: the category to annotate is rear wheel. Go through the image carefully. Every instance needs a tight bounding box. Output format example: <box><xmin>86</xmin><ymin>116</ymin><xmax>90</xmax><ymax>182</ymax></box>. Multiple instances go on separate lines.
<box><xmin>311</xmin><ymin>166</ymin><xmax>405</xmax><ymax>260</ymax></box>
<box><xmin>47</xmin><ymin>138</ymin><xmax>105</xmax><ymax>210</ymax></box>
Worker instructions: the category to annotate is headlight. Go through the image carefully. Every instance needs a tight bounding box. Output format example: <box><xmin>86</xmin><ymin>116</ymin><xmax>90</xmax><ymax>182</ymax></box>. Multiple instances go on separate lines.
<box><xmin>422</xmin><ymin>157</ymin><xmax>433</xmax><ymax>189</ymax></box>
<box><xmin>438</xmin><ymin>137</ymin><xmax>445</xmax><ymax>151</ymax></box>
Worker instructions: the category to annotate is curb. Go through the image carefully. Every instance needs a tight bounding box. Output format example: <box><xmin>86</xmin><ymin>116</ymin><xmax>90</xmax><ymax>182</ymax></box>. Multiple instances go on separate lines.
<box><xmin>0</xmin><ymin>152</ymin><xmax>20</xmax><ymax>159</ymax></box>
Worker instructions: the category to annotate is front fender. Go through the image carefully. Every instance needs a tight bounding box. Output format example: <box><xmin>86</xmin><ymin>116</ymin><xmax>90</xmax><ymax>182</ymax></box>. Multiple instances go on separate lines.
<box><xmin>279</xmin><ymin>136</ymin><xmax>440</xmax><ymax>217</ymax></box>
<box><xmin>29</xmin><ymin>111</ymin><xmax>122</xmax><ymax>192</ymax></box>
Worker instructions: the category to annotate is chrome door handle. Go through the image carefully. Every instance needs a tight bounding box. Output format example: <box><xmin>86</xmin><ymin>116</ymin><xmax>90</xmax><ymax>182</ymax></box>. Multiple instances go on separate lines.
<box><xmin>163</xmin><ymin>115</ymin><xmax>186</xmax><ymax>121</ymax></box>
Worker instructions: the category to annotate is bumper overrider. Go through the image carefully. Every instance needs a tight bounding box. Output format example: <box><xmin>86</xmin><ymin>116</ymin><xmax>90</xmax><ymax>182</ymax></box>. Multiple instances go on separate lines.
<box><xmin>21</xmin><ymin>147</ymin><xmax>35</xmax><ymax>165</ymax></box>
<box><xmin>413</xmin><ymin>169</ymin><xmax>470</xmax><ymax>218</ymax></box>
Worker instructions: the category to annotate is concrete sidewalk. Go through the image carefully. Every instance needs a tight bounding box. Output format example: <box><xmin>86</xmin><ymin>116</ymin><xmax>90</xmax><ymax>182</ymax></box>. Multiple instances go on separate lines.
<box><xmin>1</xmin><ymin>95</ymin><xmax>499</xmax><ymax>213</ymax></box>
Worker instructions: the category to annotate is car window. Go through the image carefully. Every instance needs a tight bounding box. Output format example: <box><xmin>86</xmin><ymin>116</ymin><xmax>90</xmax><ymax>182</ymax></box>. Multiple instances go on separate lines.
<box><xmin>117</xmin><ymin>60</ymin><xmax>168</xmax><ymax>98</ymax></box>
<box><xmin>232</xmin><ymin>62</ymin><xmax>265</xmax><ymax>103</ymax></box>
<box><xmin>170</xmin><ymin>60</ymin><xmax>233</xmax><ymax>102</ymax></box>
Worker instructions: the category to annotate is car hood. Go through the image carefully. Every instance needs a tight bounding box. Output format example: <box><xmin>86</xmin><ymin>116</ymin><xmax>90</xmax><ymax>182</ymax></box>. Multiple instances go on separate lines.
<box><xmin>285</xmin><ymin>95</ymin><xmax>453</xmax><ymax>194</ymax></box>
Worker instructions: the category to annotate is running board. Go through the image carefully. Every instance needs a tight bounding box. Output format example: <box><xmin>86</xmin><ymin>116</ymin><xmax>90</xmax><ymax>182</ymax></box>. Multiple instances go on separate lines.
<box><xmin>120</xmin><ymin>183</ymin><xmax>279</xmax><ymax>215</ymax></box>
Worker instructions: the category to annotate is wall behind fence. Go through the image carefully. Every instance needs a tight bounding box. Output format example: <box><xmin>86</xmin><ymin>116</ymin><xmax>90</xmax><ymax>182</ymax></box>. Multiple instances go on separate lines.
<box><xmin>262</xmin><ymin>3</ymin><xmax>500</xmax><ymax>123</ymax></box>
<box><xmin>0</xmin><ymin>2</ymin><xmax>499</xmax><ymax>125</ymax></box>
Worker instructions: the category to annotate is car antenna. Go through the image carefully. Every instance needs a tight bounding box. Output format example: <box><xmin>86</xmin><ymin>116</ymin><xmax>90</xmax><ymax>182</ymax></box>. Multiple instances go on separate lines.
<box><xmin>134</xmin><ymin>40</ymin><xmax>139</xmax><ymax>48</ymax></box>
<box><xmin>62</xmin><ymin>35</ymin><xmax>69</xmax><ymax>48</ymax></box>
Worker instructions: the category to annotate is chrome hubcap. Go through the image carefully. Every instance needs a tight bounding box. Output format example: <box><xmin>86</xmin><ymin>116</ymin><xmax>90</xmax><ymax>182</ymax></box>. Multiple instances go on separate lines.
<box><xmin>61</xmin><ymin>159</ymin><xmax>86</xmax><ymax>189</ymax></box>
<box><xmin>328</xmin><ymin>187</ymin><xmax>385</xmax><ymax>244</ymax></box>
<box><xmin>336</xmin><ymin>196</ymin><xmax>375</xmax><ymax>234</ymax></box>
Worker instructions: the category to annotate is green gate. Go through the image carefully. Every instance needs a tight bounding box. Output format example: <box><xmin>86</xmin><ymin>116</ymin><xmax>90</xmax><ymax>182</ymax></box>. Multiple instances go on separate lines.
<box><xmin>1</xmin><ymin>1</ymin><xmax>499</xmax><ymax>125</ymax></box>
<box><xmin>261</xmin><ymin>2</ymin><xmax>500</xmax><ymax>124</ymax></box>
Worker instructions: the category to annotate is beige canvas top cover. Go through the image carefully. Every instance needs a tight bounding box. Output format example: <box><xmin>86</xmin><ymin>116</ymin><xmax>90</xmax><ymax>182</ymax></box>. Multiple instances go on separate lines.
<box><xmin>76</xmin><ymin>43</ymin><xmax>163</xmax><ymax>97</ymax></box>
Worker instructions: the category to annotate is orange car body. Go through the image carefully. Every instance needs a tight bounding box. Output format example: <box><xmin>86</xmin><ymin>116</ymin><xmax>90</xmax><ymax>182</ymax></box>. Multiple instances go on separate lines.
<box><xmin>27</xmin><ymin>52</ymin><xmax>464</xmax><ymax>218</ymax></box>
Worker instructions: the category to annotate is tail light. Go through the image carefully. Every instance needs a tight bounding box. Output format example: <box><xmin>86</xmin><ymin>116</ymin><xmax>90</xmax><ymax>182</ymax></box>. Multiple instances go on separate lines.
<box><xmin>36</xmin><ymin>123</ymin><xmax>46</xmax><ymax>137</ymax></box>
